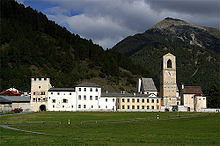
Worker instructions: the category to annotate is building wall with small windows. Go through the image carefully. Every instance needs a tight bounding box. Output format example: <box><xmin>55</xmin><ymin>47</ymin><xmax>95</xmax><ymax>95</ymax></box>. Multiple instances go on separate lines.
<box><xmin>75</xmin><ymin>83</ymin><xmax>101</xmax><ymax>111</ymax></box>
<box><xmin>31</xmin><ymin>78</ymin><xmax>52</xmax><ymax>111</ymax></box>
<box><xmin>99</xmin><ymin>96</ymin><xmax>117</xmax><ymax>111</ymax></box>
<box><xmin>48</xmin><ymin>88</ymin><xmax>76</xmax><ymax>111</ymax></box>
<box><xmin>117</xmin><ymin>94</ymin><xmax>161</xmax><ymax>111</ymax></box>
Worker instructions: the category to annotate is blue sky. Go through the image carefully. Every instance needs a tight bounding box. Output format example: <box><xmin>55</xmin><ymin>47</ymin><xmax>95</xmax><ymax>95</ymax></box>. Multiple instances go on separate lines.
<box><xmin>16</xmin><ymin>0</ymin><xmax>220</xmax><ymax>49</ymax></box>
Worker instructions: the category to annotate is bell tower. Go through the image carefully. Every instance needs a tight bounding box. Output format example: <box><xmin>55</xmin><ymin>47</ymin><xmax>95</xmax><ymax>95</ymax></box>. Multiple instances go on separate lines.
<box><xmin>160</xmin><ymin>53</ymin><xmax>177</xmax><ymax>106</ymax></box>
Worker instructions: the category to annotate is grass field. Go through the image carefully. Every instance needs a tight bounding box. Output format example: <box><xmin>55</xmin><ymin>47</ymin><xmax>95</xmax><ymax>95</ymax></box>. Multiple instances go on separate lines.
<box><xmin>0</xmin><ymin>112</ymin><xmax>219</xmax><ymax>145</ymax></box>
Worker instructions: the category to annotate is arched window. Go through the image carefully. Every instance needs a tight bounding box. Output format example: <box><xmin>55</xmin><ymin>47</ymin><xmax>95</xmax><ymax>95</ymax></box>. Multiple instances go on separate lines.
<box><xmin>167</xmin><ymin>59</ymin><xmax>172</xmax><ymax>68</ymax></box>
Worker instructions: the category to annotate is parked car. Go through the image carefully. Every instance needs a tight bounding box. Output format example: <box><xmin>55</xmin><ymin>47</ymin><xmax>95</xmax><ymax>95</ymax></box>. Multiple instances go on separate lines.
<box><xmin>11</xmin><ymin>108</ymin><xmax>23</xmax><ymax>113</ymax></box>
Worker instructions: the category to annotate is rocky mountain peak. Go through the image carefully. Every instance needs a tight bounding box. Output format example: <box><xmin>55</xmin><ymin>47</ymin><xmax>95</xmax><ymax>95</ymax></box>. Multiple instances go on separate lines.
<box><xmin>152</xmin><ymin>17</ymin><xmax>206</xmax><ymax>31</ymax></box>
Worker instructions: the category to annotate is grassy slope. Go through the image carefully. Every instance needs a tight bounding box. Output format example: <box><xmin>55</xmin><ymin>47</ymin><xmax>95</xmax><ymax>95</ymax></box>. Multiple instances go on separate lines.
<box><xmin>0</xmin><ymin>112</ymin><xmax>219</xmax><ymax>145</ymax></box>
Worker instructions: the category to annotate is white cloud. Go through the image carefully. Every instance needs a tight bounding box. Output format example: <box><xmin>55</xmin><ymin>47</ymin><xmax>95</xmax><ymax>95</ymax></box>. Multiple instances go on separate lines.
<box><xmin>33</xmin><ymin>0</ymin><xmax>219</xmax><ymax>49</ymax></box>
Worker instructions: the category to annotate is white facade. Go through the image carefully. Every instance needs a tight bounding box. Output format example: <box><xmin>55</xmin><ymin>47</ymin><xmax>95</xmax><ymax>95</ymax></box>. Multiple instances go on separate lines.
<box><xmin>99</xmin><ymin>97</ymin><xmax>117</xmax><ymax>111</ymax></box>
<box><xmin>75</xmin><ymin>85</ymin><xmax>101</xmax><ymax>111</ymax></box>
<box><xmin>48</xmin><ymin>88</ymin><xmax>76</xmax><ymax>111</ymax></box>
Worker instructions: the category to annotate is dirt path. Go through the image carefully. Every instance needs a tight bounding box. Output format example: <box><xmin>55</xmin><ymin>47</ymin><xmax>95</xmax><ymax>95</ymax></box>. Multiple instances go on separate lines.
<box><xmin>0</xmin><ymin>124</ymin><xmax>49</xmax><ymax>135</ymax></box>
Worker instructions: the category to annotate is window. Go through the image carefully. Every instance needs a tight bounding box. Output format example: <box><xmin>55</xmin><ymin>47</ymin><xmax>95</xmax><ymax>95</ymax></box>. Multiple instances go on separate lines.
<box><xmin>43</xmin><ymin>98</ymin><xmax>46</xmax><ymax>101</ymax></box>
<box><xmin>84</xmin><ymin>88</ymin><xmax>86</xmax><ymax>91</ymax></box>
<box><xmin>152</xmin><ymin>106</ymin><xmax>154</xmax><ymax>109</ymax></box>
<box><xmin>79</xmin><ymin>88</ymin><xmax>81</xmax><ymax>91</ymax></box>
<box><xmin>147</xmin><ymin>106</ymin><xmax>149</xmax><ymax>109</ymax></box>
<box><xmin>84</xmin><ymin>95</ymin><xmax>86</xmax><ymax>100</ymax></box>
<box><xmin>132</xmin><ymin>99</ymin><xmax>135</xmax><ymax>103</ymax></box>
<box><xmin>96</xmin><ymin>88</ymin><xmax>98</xmax><ymax>92</ymax></box>
<box><xmin>57</xmin><ymin>92</ymin><xmax>60</xmax><ymax>95</ymax></box>
<box><xmin>91</xmin><ymin>105</ymin><xmax>93</xmax><ymax>108</ymax></box>
<box><xmin>127</xmin><ymin>105</ymin><xmax>130</xmax><ymax>109</ymax></box>
<box><xmin>203</xmin><ymin>98</ymin><xmax>205</xmax><ymax>100</ymax></box>
<box><xmin>84</xmin><ymin>105</ymin><xmax>86</xmax><ymax>108</ymax></box>
<box><xmin>69</xmin><ymin>93</ymin><xmax>72</xmax><ymax>95</ymax></box>
<box><xmin>62</xmin><ymin>105</ymin><xmax>64</xmax><ymax>108</ymax></box>
<box><xmin>33</xmin><ymin>98</ymin><xmax>36</xmax><ymax>101</ymax></box>
<box><xmin>137</xmin><ymin>99</ymin><xmax>140</xmax><ymax>102</ymax></box>
<box><xmin>157</xmin><ymin>99</ymin><xmax>159</xmax><ymax>103</ymax></box>
<box><xmin>152</xmin><ymin>99</ymin><xmax>154</xmax><ymax>103</ymax></box>
<box><xmin>122</xmin><ymin>99</ymin><xmax>125</xmax><ymax>102</ymax></box>
<box><xmin>90</xmin><ymin>96</ymin><xmax>92</xmax><ymax>100</ymax></box>
<box><xmin>142</xmin><ymin>106</ymin><xmax>145</xmax><ymax>109</ymax></box>
<box><xmin>38</xmin><ymin>98</ymin><xmax>40</xmax><ymax>101</ymax></box>
<box><xmin>105</xmin><ymin>98</ymin><xmax>108</xmax><ymax>102</ymax></box>
<box><xmin>132</xmin><ymin>105</ymin><xmax>135</xmax><ymax>109</ymax></box>
<box><xmin>142</xmin><ymin>99</ymin><xmax>144</xmax><ymax>103</ymax></box>
<box><xmin>41</xmin><ymin>92</ymin><xmax>45</xmax><ymax>95</ymax></box>
<box><xmin>127</xmin><ymin>99</ymin><xmax>130</xmax><ymax>102</ymax></box>
<box><xmin>95</xmin><ymin>96</ymin><xmax>98</xmax><ymax>100</ymax></box>
<box><xmin>122</xmin><ymin>105</ymin><xmax>125</xmax><ymax>109</ymax></box>
<box><xmin>167</xmin><ymin>59</ymin><xmax>172</xmax><ymax>68</ymax></box>
<box><xmin>49</xmin><ymin>97</ymin><xmax>50</xmax><ymax>99</ymax></box>
<box><xmin>112</xmin><ymin>99</ymin><xmax>115</xmax><ymax>102</ymax></box>
<box><xmin>53</xmin><ymin>105</ymin><xmax>55</xmax><ymax>108</ymax></box>
<box><xmin>157</xmin><ymin>105</ymin><xmax>159</xmax><ymax>109</ymax></box>
<box><xmin>39</xmin><ymin>86</ymin><xmax>41</xmax><ymax>89</ymax></box>
<box><xmin>50</xmin><ymin>92</ymin><xmax>53</xmax><ymax>95</ymax></box>
<box><xmin>78</xmin><ymin>105</ymin><xmax>81</xmax><ymax>108</ymax></box>
<box><xmin>147</xmin><ymin>99</ymin><xmax>149</xmax><ymax>103</ymax></box>
<box><xmin>137</xmin><ymin>106</ymin><xmax>139</xmax><ymax>109</ymax></box>
<box><xmin>78</xmin><ymin>95</ymin><xmax>81</xmax><ymax>100</ymax></box>
<box><xmin>33</xmin><ymin>92</ymin><xmax>35</xmax><ymax>95</ymax></box>
<box><xmin>72</xmin><ymin>105</ymin><xmax>74</xmax><ymax>108</ymax></box>
<box><xmin>90</xmin><ymin>88</ymin><xmax>92</xmax><ymax>92</ymax></box>
<box><xmin>105</xmin><ymin>106</ymin><xmax>107</xmax><ymax>109</ymax></box>
<box><xmin>63</xmin><ymin>99</ymin><xmax>68</xmax><ymax>103</ymax></box>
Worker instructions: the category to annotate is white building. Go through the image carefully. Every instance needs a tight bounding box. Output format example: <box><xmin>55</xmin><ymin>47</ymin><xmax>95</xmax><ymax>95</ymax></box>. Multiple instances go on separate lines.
<box><xmin>48</xmin><ymin>88</ymin><xmax>76</xmax><ymax>111</ymax></box>
<box><xmin>99</xmin><ymin>92</ymin><xmax>117</xmax><ymax>111</ymax></box>
<box><xmin>75</xmin><ymin>82</ymin><xmax>101</xmax><ymax>111</ymax></box>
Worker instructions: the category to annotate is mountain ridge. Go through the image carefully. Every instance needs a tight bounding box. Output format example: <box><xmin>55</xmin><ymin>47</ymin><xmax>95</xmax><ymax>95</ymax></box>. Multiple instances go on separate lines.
<box><xmin>112</xmin><ymin>17</ymin><xmax>220</xmax><ymax>94</ymax></box>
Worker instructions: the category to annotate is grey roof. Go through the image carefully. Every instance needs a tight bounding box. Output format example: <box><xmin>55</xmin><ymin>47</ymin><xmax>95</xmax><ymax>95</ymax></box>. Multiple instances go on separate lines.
<box><xmin>0</xmin><ymin>97</ymin><xmax>12</xmax><ymax>103</ymax></box>
<box><xmin>76</xmin><ymin>82</ymin><xmax>100</xmax><ymax>87</ymax></box>
<box><xmin>0</xmin><ymin>96</ymin><xmax>30</xmax><ymax>103</ymax></box>
<box><xmin>101</xmin><ymin>92</ymin><xmax>160</xmax><ymax>98</ymax></box>
<box><xmin>141</xmin><ymin>78</ymin><xmax>159</xmax><ymax>91</ymax></box>
<box><xmin>49</xmin><ymin>88</ymin><xmax>75</xmax><ymax>92</ymax></box>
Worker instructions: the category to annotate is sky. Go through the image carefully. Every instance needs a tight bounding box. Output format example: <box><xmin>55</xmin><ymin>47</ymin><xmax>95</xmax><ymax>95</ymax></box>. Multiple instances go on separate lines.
<box><xmin>16</xmin><ymin>0</ymin><xmax>220</xmax><ymax>49</ymax></box>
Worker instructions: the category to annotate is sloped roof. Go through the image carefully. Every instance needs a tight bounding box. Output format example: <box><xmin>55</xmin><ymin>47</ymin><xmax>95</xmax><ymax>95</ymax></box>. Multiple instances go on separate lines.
<box><xmin>0</xmin><ymin>96</ymin><xmax>30</xmax><ymax>103</ymax></box>
<box><xmin>0</xmin><ymin>97</ymin><xmax>12</xmax><ymax>103</ymax></box>
<box><xmin>76</xmin><ymin>82</ymin><xmax>100</xmax><ymax>87</ymax></box>
<box><xmin>182</xmin><ymin>86</ymin><xmax>203</xmax><ymax>94</ymax></box>
<box><xmin>49</xmin><ymin>88</ymin><xmax>75</xmax><ymax>92</ymax></box>
<box><xmin>101</xmin><ymin>92</ymin><xmax>159</xmax><ymax>98</ymax></box>
<box><xmin>0</xmin><ymin>90</ymin><xmax>22</xmax><ymax>96</ymax></box>
<box><xmin>141</xmin><ymin>78</ymin><xmax>159</xmax><ymax>91</ymax></box>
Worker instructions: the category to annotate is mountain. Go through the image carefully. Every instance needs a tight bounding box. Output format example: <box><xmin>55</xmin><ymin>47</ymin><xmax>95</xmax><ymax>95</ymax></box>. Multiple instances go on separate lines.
<box><xmin>0</xmin><ymin>0</ymin><xmax>149</xmax><ymax>92</ymax></box>
<box><xmin>112</xmin><ymin>18</ymin><xmax>220</xmax><ymax>97</ymax></box>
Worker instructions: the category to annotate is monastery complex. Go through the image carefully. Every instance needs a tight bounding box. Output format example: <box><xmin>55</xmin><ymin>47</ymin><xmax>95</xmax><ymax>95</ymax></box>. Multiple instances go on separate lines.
<box><xmin>0</xmin><ymin>53</ymin><xmax>209</xmax><ymax>112</ymax></box>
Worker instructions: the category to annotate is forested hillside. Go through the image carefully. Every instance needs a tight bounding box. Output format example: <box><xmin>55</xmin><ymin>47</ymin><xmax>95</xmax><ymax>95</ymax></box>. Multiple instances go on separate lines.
<box><xmin>0</xmin><ymin>0</ymin><xmax>149</xmax><ymax>92</ymax></box>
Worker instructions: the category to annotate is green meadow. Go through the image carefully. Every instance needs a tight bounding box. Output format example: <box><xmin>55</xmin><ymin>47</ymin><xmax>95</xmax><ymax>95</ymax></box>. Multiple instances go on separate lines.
<box><xmin>0</xmin><ymin>112</ymin><xmax>219</xmax><ymax>145</ymax></box>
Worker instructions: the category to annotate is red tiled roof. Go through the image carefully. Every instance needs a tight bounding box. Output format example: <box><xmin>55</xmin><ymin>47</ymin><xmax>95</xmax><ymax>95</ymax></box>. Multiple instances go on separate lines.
<box><xmin>182</xmin><ymin>86</ymin><xmax>203</xmax><ymax>94</ymax></box>
<box><xmin>0</xmin><ymin>90</ymin><xmax>22</xmax><ymax>96</ymax></box>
